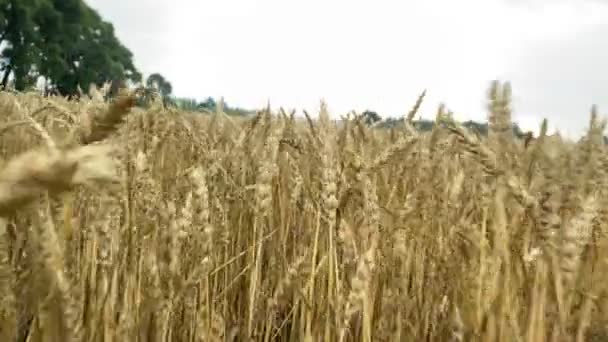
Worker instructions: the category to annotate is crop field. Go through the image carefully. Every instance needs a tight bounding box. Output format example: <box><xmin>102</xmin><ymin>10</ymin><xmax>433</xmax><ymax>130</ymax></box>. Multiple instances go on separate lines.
<box><xmin>0</xmin><ymin>81</ymin><xmax>606</xmax><ymax>342</ymax></box>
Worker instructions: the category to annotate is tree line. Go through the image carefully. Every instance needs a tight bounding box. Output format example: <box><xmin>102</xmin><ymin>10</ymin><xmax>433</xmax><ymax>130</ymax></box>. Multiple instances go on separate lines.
<box><xmin>363</xmin><ymin>109</ymin><xmax>531</xmax><ymax>138</ymax></box>
<box><xmin>171</xmin><ymin>96</ymin><xmax>254</xmax><ymax>116</ymax></box>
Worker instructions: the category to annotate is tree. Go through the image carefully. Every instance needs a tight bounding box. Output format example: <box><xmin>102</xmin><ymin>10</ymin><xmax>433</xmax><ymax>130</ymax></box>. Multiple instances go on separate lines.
<box><xmin>146</xmin><ymin>73</ymin><xmax>172</xmax><ymax>98</ymax></box>
<box><xmin>31</xmin><ymin>0</ymin><xmax>63</xmax><ymax>93</ymax></box>
<box><xmin>0</xmin><ymin>0</ymin><xmax>42</xmax><ymax>90</ymax></box>
<box><xmin>39</xmin><ymin>2</ymin><xmax>141</xmax><ymax>96</ymax></box>
<box><xmin>0</xmin><ymin>0</ymin><xmax>141</xmax><ymax>96</ymax></box>
<box><xmin>173</xmin><ymin>97</ymin><xmax>199</xmax><ymax>111</ymax></box>
<box><xmin>198</xmin><ymin>97</ymin><xmax>216</xmax><ymax>111</ymax></box>
<box><xmin>362</xmin><ymin>110</ymin><xmax>381</xmax><ymax>125</ymax></box>
<box><xmin>144</xmin><ymin>73</ymin><xmax>172</xmax><ymax>106</ymax></box>
<box><xmin>415</xmin><ymin>119</ymin><xmax>435</xmax><ymax>131</ymax></box>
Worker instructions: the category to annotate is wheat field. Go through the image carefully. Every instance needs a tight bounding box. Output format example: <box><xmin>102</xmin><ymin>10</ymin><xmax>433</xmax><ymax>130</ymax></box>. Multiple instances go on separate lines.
<box><xmin>0</xmin><ymin>81</ymin><xmax>606</xmax><ymax>342</ymax></box>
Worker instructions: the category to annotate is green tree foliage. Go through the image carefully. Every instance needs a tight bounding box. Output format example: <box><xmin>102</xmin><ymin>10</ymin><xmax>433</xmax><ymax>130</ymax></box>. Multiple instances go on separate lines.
<box><xmin>0</xmin><ymin>0</ymin><xmax>140</xmax><ymax>95</ymax></box>
<box><xmin>143</xmin><ymin>73</ymin><xmax>174</xmax><ymax>107</ymax></box>
<box><xmin>198</xmin><ymin>97</ymin><xmax>217</xmax><ymax>111</ymax></box>
<box><xmin>0</xmin><ymin>0</ymin><xmax>41</xmax><ymax>90</ymax></box>
<box><xmin>146</xmin><ymin>73</ymin><xmax>172</xmax><ymax>98</ymax></box>
<box><xmin>173</xmin><ymin>97</ymin><xmax>199</xmax><ymax>112</ymax></box>
<box><xmin>171</xmin><ymin>96</ymin><xmax>253</xmax><ymax>117</ymax></box>
<box><xmin>362</xmin><ymin>110</ymin><xmax>382</xmax><ymax>125</ymax></box>
<box><xmin>378</xmin><ymin>116</ymin><xmax>528</xmax><ymax>139</ymax></box>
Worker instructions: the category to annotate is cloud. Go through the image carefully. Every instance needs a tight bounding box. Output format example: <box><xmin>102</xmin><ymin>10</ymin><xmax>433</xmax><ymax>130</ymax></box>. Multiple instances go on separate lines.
<box><xmin>501</xmin><ymin>0</ymin><xmax>607</xmax><ymax>9</ymax></box>
<box><xmin>505</xmin><ymin>20</ymin><xmax>608</xmax><ymax>138</ymax></box>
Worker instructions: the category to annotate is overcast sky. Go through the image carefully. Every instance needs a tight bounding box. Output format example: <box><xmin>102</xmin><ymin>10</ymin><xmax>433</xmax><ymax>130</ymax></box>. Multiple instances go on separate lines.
<box><xmin>86</xmin><ymin>0</ymin><xmax>608</xmax><ymax>138</ymax></box>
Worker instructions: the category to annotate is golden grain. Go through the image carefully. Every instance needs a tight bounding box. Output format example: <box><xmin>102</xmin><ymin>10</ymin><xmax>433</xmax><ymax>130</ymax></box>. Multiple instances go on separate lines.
<box><xmin>0</xmin><ymin>82</ymin><xmax>606</xmax><ymax>341</ymax></box>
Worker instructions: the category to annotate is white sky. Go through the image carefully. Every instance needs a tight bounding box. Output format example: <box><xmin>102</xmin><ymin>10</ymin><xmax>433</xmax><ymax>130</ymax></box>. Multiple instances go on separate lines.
<box><xmin>86</xmin><ymin>0</ymin><xmax>608</xmax><ymax>138</ymax></box>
